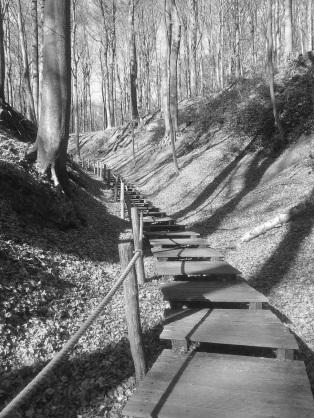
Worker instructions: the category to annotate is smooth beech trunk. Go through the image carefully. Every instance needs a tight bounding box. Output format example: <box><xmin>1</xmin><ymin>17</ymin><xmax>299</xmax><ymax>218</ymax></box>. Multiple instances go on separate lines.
<box><xmin>36</xmin><ymin>0</ymin><xmax>71</xmax><ymax>190</ymax></box>
<box><xmin>0</xmin><ymin>0</ymin><xmax>5</xmax><ymax>103</ymax></box>
<box><xmin>162</xmin><ymin>0</ymin><xmax>180</xmax><ymax>173</ymax></box>
<box><xmin>284</xmin><ymin>0</ymin><xmax>293</xmax><ymax>60</ymax></box>
<box><xmin>31</xmin><ymin>0</ymin><xmax>39</xmax><ymax>119</ymax></box>
<box><xmin>308</xmin><ymin>0</ymin><xmax>313</xmax><ymax>51</ymax></box>
<box><xmin>17</xmin><ymin>0</ymin><xmax>37</xmax><ymax>124</ymax></box>
<box><xmin>128</xmin><ymin>0</ymin><xmax>138</xmax><ymax>121</ymax></box>
<box><xmin>267</xmin><ymin>0</ymin><xmax>284</xmax><ymax>148</ymax></box>
<box><xmin>190</xmin><ymin>0</ymin><xmax>198</xmax><ymax>96</ymax></box>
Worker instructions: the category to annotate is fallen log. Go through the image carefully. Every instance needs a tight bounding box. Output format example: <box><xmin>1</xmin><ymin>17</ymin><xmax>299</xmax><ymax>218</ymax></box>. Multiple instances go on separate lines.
<box><xmin>239</xmin><ymin>196</ymin><xmax>313</xmax><ymax>244</ymax></box>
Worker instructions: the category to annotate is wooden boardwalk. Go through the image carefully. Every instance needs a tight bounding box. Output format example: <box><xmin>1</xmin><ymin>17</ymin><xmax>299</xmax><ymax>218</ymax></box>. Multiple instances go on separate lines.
<box><xmin>114</xmin><ymin>177</ymin><xmax>314</xmax><ymax>417</ymax></box>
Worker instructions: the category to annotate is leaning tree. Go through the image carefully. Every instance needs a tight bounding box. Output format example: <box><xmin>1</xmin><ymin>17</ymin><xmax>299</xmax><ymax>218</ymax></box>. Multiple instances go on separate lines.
<box><xmin>35</xmin><ymin>0</ymin><xmax>71</xmax><ymax>192</ymax></box>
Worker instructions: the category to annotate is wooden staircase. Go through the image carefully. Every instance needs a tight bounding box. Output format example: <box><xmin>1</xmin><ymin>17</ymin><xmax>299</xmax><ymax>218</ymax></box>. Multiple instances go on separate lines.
<box><xmin>111</xmin><ymin>175</ymin><xmax>314</xmax><ymax>418</ymax></box>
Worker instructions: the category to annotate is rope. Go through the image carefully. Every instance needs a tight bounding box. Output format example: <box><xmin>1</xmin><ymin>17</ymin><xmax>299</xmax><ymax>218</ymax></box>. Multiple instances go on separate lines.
<box><xmin>0</xmin><ymin>250</ymin><xmax>141</xmax><ymax>418</ymax></box>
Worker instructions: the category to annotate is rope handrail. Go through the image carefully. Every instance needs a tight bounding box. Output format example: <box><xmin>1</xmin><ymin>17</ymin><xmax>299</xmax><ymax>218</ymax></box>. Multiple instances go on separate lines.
<box><xmin>0</xmin><ymin>250</ymin><xmax>141</xmax><ymax>418</ymax></box>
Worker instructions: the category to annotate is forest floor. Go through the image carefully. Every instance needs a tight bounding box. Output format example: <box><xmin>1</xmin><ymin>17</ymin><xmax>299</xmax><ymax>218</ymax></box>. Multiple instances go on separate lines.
<box><xmin>0</xmin><ymin>132</ymin><xmax>167</xmax><ymax>417</ymax></box>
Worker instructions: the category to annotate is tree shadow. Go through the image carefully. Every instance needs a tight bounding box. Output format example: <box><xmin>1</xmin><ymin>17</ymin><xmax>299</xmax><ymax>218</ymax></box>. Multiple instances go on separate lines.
<box><xmin>0</xmin><ymin>161</ymin><xmax>129</xmax><ymax>264</ymax></box>
<box><xmin>0</xmin><ymin>325</ymin><xmax>165</xmax><ymax>417</ymax></box>
<box><xmin>192</xmin><ymin>150</ymin><xmax>275</xmax><ymax>235</ymax></box>
<box><xmin>249</xmin><ymin>189</ymin><xmax>314</xmax><ymax>294</ymax></box>
<box><xmin>170</xmin><ymin>141</ymin><xmax>260</xmax><ymax>220</ymax></box>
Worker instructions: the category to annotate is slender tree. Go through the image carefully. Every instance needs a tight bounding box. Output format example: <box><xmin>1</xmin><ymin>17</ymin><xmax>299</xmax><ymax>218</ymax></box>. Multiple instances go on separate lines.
<box><xmin>31</xmin><ymin>0</ymin><xmax>39</xmax><ymax>119</ymax></box>
<box><xmin>36</xmin><ymin>0</ymin><xmax>71</xmax><ymax>191</ymax></box>
<box><xmin>128</xmin><ymin>0</ymin><xmax>138</xmax><ymax>121</ymax></box>
<box><xmin>267</xmin><ymin>0</ymin><xmax>284</xmax><ymax>148</ymax></box>
<box><xmin>190</xmin><ymin>0</ymin><xmax>198</xmax><ymax>96</ymax></box>
<box><xmin>17</xmin><ymin>0</ymin><xmax>37</xmax><ymax>124</ymax></box>
<box><xmin>0</xmin><ymin>0</ymin><xmax>5</xmax><ymax>103</ymax></box>
<box><xmin>162</xmin><ymin>0</ymin><xmax>180</xmax><ymax>173</ymax></box>
<box><xmin>307</xmin><ymin>0</ymin><xmax>313</xmax><ymax>51</ymax></box>
<box><xmin>284</xmin><ymin>0</ymin><xmax>293</xmax><ymax>60</ymax></box>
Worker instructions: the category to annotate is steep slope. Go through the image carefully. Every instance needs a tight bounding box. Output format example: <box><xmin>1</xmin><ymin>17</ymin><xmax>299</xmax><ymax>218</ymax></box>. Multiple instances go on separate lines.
<box><xmin>71</xmin><ymin>69</ymin><xmax>314</xmax><ymax>392</ymax></box>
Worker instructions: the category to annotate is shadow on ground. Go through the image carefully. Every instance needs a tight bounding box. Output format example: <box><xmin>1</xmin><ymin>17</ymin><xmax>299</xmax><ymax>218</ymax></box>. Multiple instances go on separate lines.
<box><xmin>0</xmin><ymin>325</ymin><xmax>165</xmax><ymax>418</ymax></box>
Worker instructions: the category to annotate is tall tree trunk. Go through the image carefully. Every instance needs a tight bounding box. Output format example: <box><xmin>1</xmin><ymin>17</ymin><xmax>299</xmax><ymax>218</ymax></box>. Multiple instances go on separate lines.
<box><xmin>36</xmin><ymin>0</ymin><xmax>71</xmax><ymax>191</ymax></box>
<box><xmin>0</xmin><ymin>0</ymin><xmax>5</xmax><ymax>103</ymax></box>
<box><xmin>267</xmin><ymin>0</ymin><xmax>284</xmax><ymax>148</ymax></box>
<box><xmin>38</xmin><ymin>0</ymin><xmax>45</xmax><ymax>117</ymax></box>
<box><xmin>190</xmin><ymin>0</ymin><xmax>197</xmax><ymax>96</ymax></box>
<box><xmin>128</xmin><ymin>0</ymin><xmax>138</xmax><ymax>121</ymax></box>
<box><xmin>284</xmin><ymin>0</ymin><xmax>293</xmax><ymax>60</ymax></box>
<box><xmin>17</xmin><ymin>0</ymin><xmax>37</xmax><ymax>124</ymax></box>
<box><xmin>234</xmin><ymin>0</ymin><xmax>241</xmax><ymax>78</ymax></box>
<box><xmin>163</xmin><ymin>0</ymin><xmax>180</xmax><ymax>174</ymax></box>
<box><xmin>169</xmin><ymin>0</ymin><xmax>181</xmax><ymax>131</ymax></box>
<box><xmin>31</xmin><ymin>0</ymin><xmax>39</xmax><ymax>119</ymax></box>
<box><xmin>219</xmin><ymin>0</ymin><xmax>224</xmax><ymax>89</ymax></box>
<box><xmin>308</xmin><ymin>0</ymin><xmax>313</xmax><ymax>50</ymax></box>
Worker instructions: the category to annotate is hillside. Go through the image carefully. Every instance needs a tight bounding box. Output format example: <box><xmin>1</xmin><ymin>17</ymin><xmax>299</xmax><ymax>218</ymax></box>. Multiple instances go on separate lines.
<box><xmin>71</xmin><ymin>64</ymin><xmax>314</xmax><ymax>394</ymax></box>
<box><xmin>0</xmin><ymin>129</ymin><xmax>166</xmax><ymax>417</ymax></box>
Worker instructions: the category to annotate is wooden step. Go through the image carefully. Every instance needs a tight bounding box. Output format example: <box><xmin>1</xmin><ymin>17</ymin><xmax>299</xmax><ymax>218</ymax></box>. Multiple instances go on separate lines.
<box><xmin>142</xmin><ymin>211</ymin><xmax>166</xmax><ymax>217</ymax></box>
<box><xmin>145</xmin><ymin>231</ymin><xmax>199</xmax><ymax>239</ymax></box>
<box><xmin>161</xmin><ymin>279</ymin><xmax>267</xmax><ymax>308</ymax></box>
<box><xmin>123</xmin><ymin>350</ymin><xmax>314</xmax><ymax>418</ymax></box>
<box><xmin>152</xmin><ymin>247</ymin><xmax>224</xmax><ymax>260</ymax></box>
<box><xmin>144</xmin><ymin>225</ymin><xmax>185</xmax><ymax>233</ymax></box>
<box><xmin>143</xmin><ymin>216</ymin><xmax>175</xmax><ymax>225</ymax></box>
<box><xmin>156</xmin><ymin>260</ymin><xmax>240</xmax><ymax>276</ymax></box>
<box><xmin>161</xmin><ymin>308</ymin><xmax>298</xmax><ymax>357</ymax></box>
<box><xmin>150</xmin><ymin>238</ymin><xmax>210</xmax><ymax>247</ymax></box>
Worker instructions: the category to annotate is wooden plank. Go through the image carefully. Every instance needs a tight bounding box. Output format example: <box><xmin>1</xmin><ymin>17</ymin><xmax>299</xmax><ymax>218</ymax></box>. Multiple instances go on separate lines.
<box><xmin>145</xmin><ymin>231</ymin><xmax>200</xmax><ymax>238</ymax></box>
<box><xmin>150</xmin><ymin>238</ymin><xmax>210</xmax><ymax>247</ymax></box>
<box><xmin>156</xmin><ymin>260</ymin><xmax>241</xmax><ymax>276</ymax></box>
<box><xmin>144</xmin><ymin>225</ymin><xmax>186</xmax><ymax>233</ymax></box>
<box><xmin>161</xmin><ymin>279</ymin><xmax>268</xmax><ymax>304</ymax></box>
<box><xmin>161</xmin><ymin>308</ymin><xmax>298</xmax><ymax>351</ymax></box>
<box><xmin>152</xmin><ymin>247</ymin><xmax>223</xmax><ymax>260</ymax></box>
<box><xmin>123</xmin><ymin>350</ymin><xmax>314</xmax><ymax>418</ymax></box>
<box><xmin>144</xmin><ymin>216</ymin><xmax>175</xmax><ymax>225</ymax></box>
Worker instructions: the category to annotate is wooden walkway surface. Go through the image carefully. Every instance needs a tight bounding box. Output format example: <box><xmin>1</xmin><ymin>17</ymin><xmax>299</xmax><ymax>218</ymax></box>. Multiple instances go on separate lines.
<box><xmin>113</xmin><ymin>176</ymin><xmax>314</xmax><ymax>418</ymax></box>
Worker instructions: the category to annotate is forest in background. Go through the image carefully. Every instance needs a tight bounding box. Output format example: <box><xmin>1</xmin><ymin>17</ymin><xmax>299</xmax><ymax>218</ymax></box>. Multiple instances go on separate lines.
<box><xmin>1</xmin><ymin>0</ymin><xmax>313</xmax><ymax>133</ymax></box>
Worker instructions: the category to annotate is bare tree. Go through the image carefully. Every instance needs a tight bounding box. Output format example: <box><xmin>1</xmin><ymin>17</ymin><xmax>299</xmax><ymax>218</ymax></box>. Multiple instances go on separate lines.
<box><xmin>267</xmin><ymin>0</ymin><xmax>284</xmax><ymax>148</ymax></box>
<box><xmin>284</xmin><ymin>0</ymin><xmax>293</xmax><ymax>59</ymax></box>
<box><xmin>36</xmin><ymin>0</ymin><xmax>71</xmax><ymax>191</ymax></box>
<box><xmin>162</xmin><ymin>0</ymin><xmax>181</xmax><ymax>173</ymax></box>
<box><xmin>31</xmin><ymin>0</ymin><xmax>39</xmax><ymax>119</ymax></box>
<box><xmin>129</xmin><ymin>0</ymin><xmax>138</xmax><ymax>121</ymax></box>
<box><xmin>0</xmin><ymin>0</ymin><xmax>5</xmax><ymax>103</ymax></box>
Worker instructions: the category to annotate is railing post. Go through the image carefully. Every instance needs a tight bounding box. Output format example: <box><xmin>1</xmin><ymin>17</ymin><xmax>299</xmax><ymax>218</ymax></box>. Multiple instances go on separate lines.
<box><xmin>120</xmin><ymin>179</ymin><xmax>125</xmax><ymax>219</ymax></box>
<box><xmin>131</xmin><ymin>207</ymin><xmax>145</xmax><ymax>285</ymax></box>
<box><xmin>106</xmin><ymin>168</ymin><xmax>111</xmax><ymax>188</ymax></box>
<box><xmin>118</xmin><ymin>241</ymin><xmax>146</xmax><ymax>383</ymax></box>
<box><xmin>102</xmin><ymin>163</ymin><xmax>107</xmax><ymax>181</ymax></box>
<box><xmin>113</xmin><ymin>176</ymin><xmax>119</xmax><ymax>202</ymax></box>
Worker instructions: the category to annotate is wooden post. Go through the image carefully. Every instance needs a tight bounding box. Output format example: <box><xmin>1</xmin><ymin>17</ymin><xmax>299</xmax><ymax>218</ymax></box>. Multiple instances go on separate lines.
<box><xmin>120</xmin><ymin>179</ymin><xmax>125</xmax><ymax>219</ymax></box>
<box><xmin>106</xmin><ymin>168</ymin><xmax>111</xmax><ymax>187</ymax></box>
<box><xmin>139</xmin><ymin>211</ymin><xmax>144</xmax><ymax>248</ymax></box>
<box><xmin>102</xmin><ymin>163</ymin><xmax>106</xmax><ymax>181</ymax></box>
<box><xmin>118</xmin><ymin>241</ymin><xmax>146</xmax><ymax>383</ymax></box>
<box><xmin>131</xmin><ymin>207</ymin><xmax>145</xmax><ymax>285</ymax></box>
<box><xmin>113</xmin><ymin>176</ymin><xmax>119</xmax><ymax>201</ymax></box>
